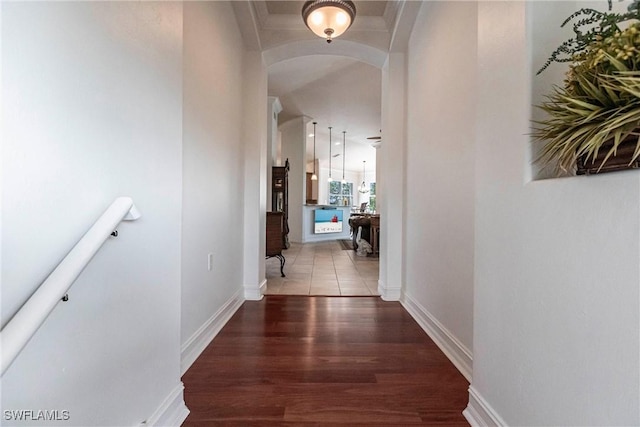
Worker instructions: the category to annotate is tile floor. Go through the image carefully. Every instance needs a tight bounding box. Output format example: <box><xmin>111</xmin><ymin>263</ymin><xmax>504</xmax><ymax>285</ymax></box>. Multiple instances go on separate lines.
<box><xmin>265</xmin><ymin>240</ymin><xmax>379</xmax><ymax>296</ymax></box>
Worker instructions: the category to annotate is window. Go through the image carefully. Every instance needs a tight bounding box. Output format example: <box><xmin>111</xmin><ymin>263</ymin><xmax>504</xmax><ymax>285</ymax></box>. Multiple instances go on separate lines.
<box><xmin>369</xmin><ymin>182</ymin><xmax>376</xmax><ymax>212</ymax></box>
<box><xmin>329</xmin><ymin>181</ymin><xmax>353</xmax><ymax>206</ymax></box>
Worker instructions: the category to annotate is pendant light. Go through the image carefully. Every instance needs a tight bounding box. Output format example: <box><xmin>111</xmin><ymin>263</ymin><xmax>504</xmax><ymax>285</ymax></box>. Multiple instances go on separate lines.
<box><xmin>311</xmin><ymin>122</ymin><xmax>318</xmax><ymax>181</ymax></box>
<box><xmin>302</xmin><ymin>0</ymin><xmax>356</xmax><ymax>44</ymax></box>
<box><xmin>328</xmin><ymin>127</ymin><xmax>333</xmax><ymax>183</ymax></box>
<box><xmin>341</xmin><ymin>131</ymin><xmax>347</xmax><ymax>184</ymax></box>
<box><xmin>358</xmin><ymin>161</ymin><xmax>370</xmax><ymax>194</ymax></box>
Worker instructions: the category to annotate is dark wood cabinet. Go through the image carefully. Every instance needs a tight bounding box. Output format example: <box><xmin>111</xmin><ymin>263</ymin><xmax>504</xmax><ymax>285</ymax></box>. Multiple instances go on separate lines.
<box><xmin>267</xmin><ymin>159</ymin><xmax>289</xmax><ymax>277</ymax></box>
<box><xmin>271</xmin><ymin>159</ymin><xmax>290</xmax><ymax>249</ymax></box>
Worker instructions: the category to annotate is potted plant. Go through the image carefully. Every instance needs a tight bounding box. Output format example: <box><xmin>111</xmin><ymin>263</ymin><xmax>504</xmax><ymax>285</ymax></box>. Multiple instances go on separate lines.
<box><xmin>533</xmin><ymin>0</ymin><xmax>640</xmax><ymax>175</ymax></box>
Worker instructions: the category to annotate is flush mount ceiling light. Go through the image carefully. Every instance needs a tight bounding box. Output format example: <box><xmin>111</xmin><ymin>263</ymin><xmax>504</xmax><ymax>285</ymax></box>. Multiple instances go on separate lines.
<box><xmin>302</xmin><ymin>0</ymin><xmax>356</xmax><ymax>44</ymax></box>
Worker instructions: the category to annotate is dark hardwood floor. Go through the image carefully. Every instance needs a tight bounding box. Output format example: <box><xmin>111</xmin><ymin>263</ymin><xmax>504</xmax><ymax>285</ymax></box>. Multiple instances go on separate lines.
<box><xmin>182</xmin><ymin>296</ymin><xmax>469</xmax><ymax>426</ymax></box>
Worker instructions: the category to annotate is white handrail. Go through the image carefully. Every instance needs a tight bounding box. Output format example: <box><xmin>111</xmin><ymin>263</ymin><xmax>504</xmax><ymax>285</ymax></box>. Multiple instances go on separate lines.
<box><xmin>1</xmin><ymin>197</ymin><xmax>141</xmax><ymax>375</ymax></box>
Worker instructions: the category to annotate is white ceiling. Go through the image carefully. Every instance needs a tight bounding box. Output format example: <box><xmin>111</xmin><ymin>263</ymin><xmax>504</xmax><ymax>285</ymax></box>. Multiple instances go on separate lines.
<box><xmin>268</xmin><ymin>55</ymin><xmax>381</xmax><ymax>172</ymax></box>
<box><xmin>256</xmin><ymin>1</ymin><xmax>391</xmax><ymax>172</ymax></box>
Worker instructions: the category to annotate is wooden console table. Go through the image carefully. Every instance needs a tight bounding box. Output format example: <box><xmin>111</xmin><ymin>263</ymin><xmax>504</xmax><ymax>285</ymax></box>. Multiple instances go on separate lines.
<box><xmin>370</xmin><ymin>215</ymin><xmax>380</xmax><ymax>254</ymax></box>
<box><xmin>348</xmin><ymin>213</ymin><xmax>380</xmax><ymax>255</ymax></box>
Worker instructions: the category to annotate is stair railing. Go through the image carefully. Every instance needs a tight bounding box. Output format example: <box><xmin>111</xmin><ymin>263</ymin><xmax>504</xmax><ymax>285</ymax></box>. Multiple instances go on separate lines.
<box><xmin>1</xmin><ymin>197</ymin><xmax>141</xmax><ymax>375</ymax></box>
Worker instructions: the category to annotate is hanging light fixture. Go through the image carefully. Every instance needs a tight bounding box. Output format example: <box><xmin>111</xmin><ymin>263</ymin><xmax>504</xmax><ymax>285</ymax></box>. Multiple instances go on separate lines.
<box><xmin>302</xmin><ymin>0</ymin><xmax>356</xmax><ymax>44</ymax></box>
<box><xmin>358</xmin><ymin>160</ymin><xmax>370</xmax><ymax>194</ymax></box>
<box><xmin>311</xmin><ymin>122</ymin><xmax>318</xmax><ymax>181</ymax></box>
<box><xmin>328</xmin><ymin>127</ymin><xmax>333</xmax><ymax>182</ymax></box>
<box><xmin>341</xmin><ymin>131</ymin><xmax>347</xmax><ymax>184</ymax></box>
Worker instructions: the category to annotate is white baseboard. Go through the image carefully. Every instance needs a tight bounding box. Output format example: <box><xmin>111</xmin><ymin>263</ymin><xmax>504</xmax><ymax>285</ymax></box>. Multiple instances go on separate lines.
<box><xmin>401</xmin><ymin>293</ymin><xmax>472</xmax><ymax>382</ymax></box>
<box><xmin>142</xmin><ymin>383</ymin><xmax>189</xmax><ymax>427</ymax></box>
<box><xmin>181</xmin><ymin>289</ymin><xmax>244</xmax><ymax>375</ymax></box>
<box><xmin>244</xmin><ymin>278</ymin><xmax>266</xmax><ymax>301</ymax></box>
<box><xmin>378</xmin><ymin>279</ymin><xmax>401</xmax><ymax>301</ymax></box>
<box><xmin>463</xmin><ymin>386</ymin><xmax>507</xmax><ymax>426</ymax></box>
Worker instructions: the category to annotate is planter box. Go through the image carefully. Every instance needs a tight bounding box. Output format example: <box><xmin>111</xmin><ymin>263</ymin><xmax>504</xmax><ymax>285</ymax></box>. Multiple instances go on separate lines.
<box><xmin>576</xmin><ymin>133</ymin><xmax>640</xmax><ymax>175</ymax></box>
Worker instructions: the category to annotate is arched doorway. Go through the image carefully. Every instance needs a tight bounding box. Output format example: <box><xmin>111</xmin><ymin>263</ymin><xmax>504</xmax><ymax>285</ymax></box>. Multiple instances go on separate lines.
<box><xmin>251</xmin><ymin>39</ymin><xmax>406</xmax><ymax>301</ymax></box>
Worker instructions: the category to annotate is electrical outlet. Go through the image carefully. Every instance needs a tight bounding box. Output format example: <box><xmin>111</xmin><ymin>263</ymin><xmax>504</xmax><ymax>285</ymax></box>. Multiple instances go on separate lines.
<box><xmin>208</xmin><ymin>253</ymin><xmax>213</xmax><ymax>271</ymax></box>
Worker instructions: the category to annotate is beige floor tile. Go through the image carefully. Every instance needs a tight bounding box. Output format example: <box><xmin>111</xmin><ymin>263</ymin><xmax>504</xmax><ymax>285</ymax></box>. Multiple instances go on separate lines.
<box><xmin>267</xmin><ymin>277</ymin><xmax>284</xmax><ymax>285</ymax></box>
<box><xmin>334</xmin><ymin>266</ymin><xmax>358</xmax><ymax>272</ymax></box>
<box><xmin>334</xmin><ymin>268</ymin><xmax>356</xmax><ymax>273</ymax></box>
<box><xmin>365</xmin><ymin>279</ymin><xmax>379</xmax><ymax>289</ymax></box>
<box><xmin>311</xmin><ymin>279</ymin><xmax>339</xmax><ymax>287</ymax></box>
<box><xmin>340</xmin><ymin>287</ymin><xmax>372</xmax><ymax>296</ymax></box>
<box><xmin>282</xmin><ymin>279</ymin><xmax>311</xmax><ymax>288</ymax></box>
<box><xmin>284</xmin><ymin>273</ymin><xmax>312</xmax><ymax>282</ymax></box>
<box><xmin>289</xmin><ymin>265</ymin><xmax>313</xmax><ymax>274</ymax></box>
<box><xmin>334</xmin><ymin>262</ymin><xmax>357</xmax><ymax>268</ymax></box>
<box><xmin>336</xmin><ymin>272</ymin><xmax>361</xmax><ymax>280</ymax></box>
<box><xmin>338</xmin><ymin>279</ymin><xmax>366</xmax><ymax>287</ymax></box>
<box><xmin>312</xmin><ymin>273</ymin><xmax>337</xmax><ymax>281</ymax></box>
<box><xmin>309</xmin><ymin>286</ymin><xmax>341</xmax><ymax>296</ymax></box>
<box><xmin>274</xmin><ymin>240</ymin><xmax>378</xmax><ymax>296</ymax></box>
<box><xmin>279</xmin><ymin>283</ymin><xmax>310</xmax><ymax>295</ymax></box>
<box><xmin>312</xmin><ymin>267</ymin><xmax>336</xmax><ymax>274</ymax></box>
<box><xmin>335</xmin><ymin>258</ymin><xmax>353</xmax><ymax>263</ymax></box>
<box><xmin>264</xmin><ymin>285</ymin><xmax>282</xmax><ymax>295</ymax></box>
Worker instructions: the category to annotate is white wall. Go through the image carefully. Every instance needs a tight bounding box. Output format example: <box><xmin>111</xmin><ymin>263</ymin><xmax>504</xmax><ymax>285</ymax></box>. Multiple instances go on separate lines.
<box><xmin>403</xmin><ymin>1</ymin><xmax>476</xmax><ymax>378</ymax></box>
<box><xmin>2</xmin><ymin>2</ymin><xmax>185</xmax><ymax>425</ymax></box>
<box><xmin>467</xmin><ymin>2</ymin><xmax>640</xmax><ymax>425</ymax></box>
<box><xmin>181</xmin><ymin>1</ymin><xmax>245</xmax><ymax>371</ymax></box>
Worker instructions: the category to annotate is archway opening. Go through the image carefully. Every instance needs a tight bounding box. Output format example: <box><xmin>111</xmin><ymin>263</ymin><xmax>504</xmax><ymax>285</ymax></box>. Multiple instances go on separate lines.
<box><xmin>264</xmin><ymin>51</ymin><xmax>385</xmax><ymax>297</ymax></box>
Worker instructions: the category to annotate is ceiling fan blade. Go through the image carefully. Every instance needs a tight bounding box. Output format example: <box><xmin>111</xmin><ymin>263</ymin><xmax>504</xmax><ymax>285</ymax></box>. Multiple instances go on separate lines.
<box><xmin>367</xmin><ymin>136</ymin><xmax>382</xmax><ymax>140</ymax></box>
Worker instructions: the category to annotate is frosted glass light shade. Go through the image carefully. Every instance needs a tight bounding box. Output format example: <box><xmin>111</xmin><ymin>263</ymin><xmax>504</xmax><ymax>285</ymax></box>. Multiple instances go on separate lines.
<box><xmin>302</xmin><ymin>0</ymin><xmax>356</xmax><ymax>43</ymax></box>
<box><xmin>311</xmin><ymin>174</ymin><xmax>318</xmax><ymax>181</ymax></box>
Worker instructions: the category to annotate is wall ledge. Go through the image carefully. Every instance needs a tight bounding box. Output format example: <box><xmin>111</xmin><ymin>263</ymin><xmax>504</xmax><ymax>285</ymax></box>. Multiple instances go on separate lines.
<box><xmin>401</xmin><ymin>292</ymin><xmax>472</xmax><ymax>382</ymax></box>
<box><xmin>181</xmin><ymin>289</ymin><xmax>244</xmax><ymax>375</ymax></box>
<box><xmin>463</xmin><ymin>386</ymin><xmax>507</xmax><ymax>427</ymax></box>
<box><xmin>142</xmin><ymin>382</ymin><xmax>189</xmax><ymax>427</ymax></box>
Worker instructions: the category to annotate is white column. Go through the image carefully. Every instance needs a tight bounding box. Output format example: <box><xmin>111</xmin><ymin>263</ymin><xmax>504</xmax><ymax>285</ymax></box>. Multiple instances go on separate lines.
<box><xmin>378</xmin><ymin>52</ymin><xmax>407</xmax><ymax>301</ymax></box>
<box><xmin>242</xmin><ymin>51</ymin><xmax>268</xmax><ymax>300</ymax></box>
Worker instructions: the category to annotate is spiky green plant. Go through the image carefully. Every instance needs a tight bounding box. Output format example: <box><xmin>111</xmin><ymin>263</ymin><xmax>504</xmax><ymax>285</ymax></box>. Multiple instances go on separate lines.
<box><xmin>533</xmin><ymin>53</ymin><xmax>640</xmax><ymax>172</ymax></box>
<box><xmin>534</xmin><ymin>4</ymin><xmax>640</xmax><ymax>174</ymax></box>
<box><xmin>537</xmin><ymin>0</ymin><xmax>639</xmax><ymax>74</ymax></box>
